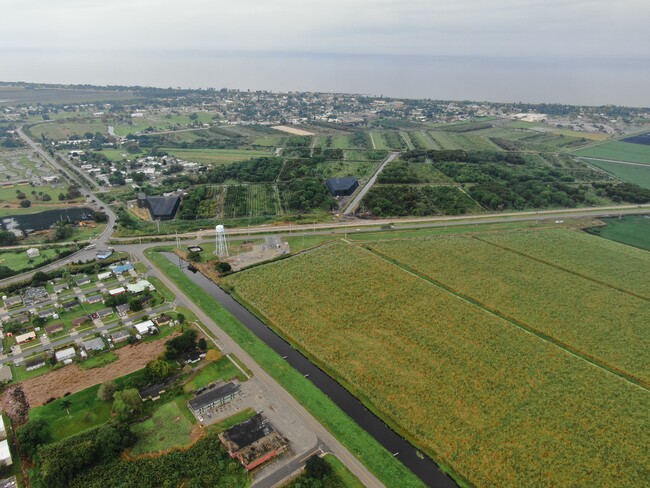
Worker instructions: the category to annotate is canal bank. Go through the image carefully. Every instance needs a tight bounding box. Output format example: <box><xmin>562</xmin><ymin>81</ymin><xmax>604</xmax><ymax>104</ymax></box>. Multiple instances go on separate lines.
<box><xmin>161</xmin><ymin>252</ymin><xmax>457</xmax><ymax>488</ymax></box>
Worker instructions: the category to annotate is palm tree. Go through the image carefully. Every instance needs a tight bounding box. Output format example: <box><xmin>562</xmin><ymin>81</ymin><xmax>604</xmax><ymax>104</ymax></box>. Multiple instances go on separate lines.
<box><xmin>61</xmin><ymin>399</ymin><xmax>72</xmax><ymax>416</ymax></box>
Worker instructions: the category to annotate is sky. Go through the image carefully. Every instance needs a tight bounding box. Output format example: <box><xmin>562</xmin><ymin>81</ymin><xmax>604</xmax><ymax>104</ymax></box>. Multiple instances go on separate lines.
<box><xmin>1</xmin><ymin>0</ymin><xmax>649</xmax><ymax>59</ymax></box>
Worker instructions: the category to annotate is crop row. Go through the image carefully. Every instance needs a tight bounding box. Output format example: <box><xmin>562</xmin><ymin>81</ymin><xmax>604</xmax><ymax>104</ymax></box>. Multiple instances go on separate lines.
<box><xmin>225</xmin><ymin>242</ymin><xmax>650</xmax><ymax>488</ymax></box>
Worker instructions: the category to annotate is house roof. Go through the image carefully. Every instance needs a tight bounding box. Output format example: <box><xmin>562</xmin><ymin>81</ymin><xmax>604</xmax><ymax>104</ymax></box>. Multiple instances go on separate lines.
<box><xmin>111</xmin><ymin>330</ymin><xmax>131</xmax><ymax>340</ymax></box>
<box><xmin>82</xmin><ymin>337</ymin><xmax>105</xmax><ymax>351</ymax></box>
<box><xmin>55</xmin><ymin>347</ymin><xmax>75</xmax><ymax>360</ymax></box>
<box><xmin>45</xmin><ymin>323</ymin><xmax>64</xmax><ymax>333</ymax></box>
<box><xmin>139</xmin><ymin>381</ymin><xmax>167</xmax><ymax>399</ymax></box>
<box><xmin>24</xmin><ymin>357</ymin><xmax>46</xmax><ymax>368</ymax></box>
<box><xmin>0</xmin><ymin>439</ymin><xmax>11</xmax><ymax>463</ymax></box>
<box><xmin>189</xmin><ymin>382</ymin><xmax>238</xmax><ymax>411</ymax></box>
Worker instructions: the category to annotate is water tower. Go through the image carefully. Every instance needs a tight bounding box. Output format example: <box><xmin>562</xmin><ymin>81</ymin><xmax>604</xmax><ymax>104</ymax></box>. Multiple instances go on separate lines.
<box><xmin>215</xmin><ymin>224</ymin><xmax>229</xmax><ymax>257</ymax></box>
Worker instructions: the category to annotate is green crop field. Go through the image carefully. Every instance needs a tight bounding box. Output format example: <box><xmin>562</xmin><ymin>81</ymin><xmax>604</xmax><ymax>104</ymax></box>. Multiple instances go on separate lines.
<box><xmin>586</xmin><ymin>215</ymin><xmax>650</xmax><ymax>251</ymax></box>
<box><xmin>222</xmin><ymin>184</ymin><xmax>279</xmax><ymax>218</ymax></box>
<box><xmin>161</xmin><ymin>148</ymin><xmax>271</xmax><ymax>165</ymax></box>
<box><xmin>131</xmin><ymin>401</ymin><xmax>193</xmax><ymax>454</ymax></box>
<box><xmin>579</xmin><ymin>158</ymin><xmax>650</xmax><ymax>189</ymax></box>
<box><xmin>427</xmin><ymin>131</ymin><xmax>460</xmax><ymax>149</ymax></box>
<box><xmin>409</xmin><ymin>131</ymin><xmax>437</xmax><ymax>149</ymax></box>
<box><xmin>372</xmin><ymin>233</ymin><xmax>650</xmax><ymax>385</ymax></box>
<box><xmin>28</xmin><ymin>120</ymin><xmax>108</xmax><ymax>140</ymax></box>
<box><xmin>369</xmin><ymin>132</ymin><xmax>390</xmax><ymax>150</ymax></box>
<box><xmin>476</xmin><ymin>228</ymin><xmax>650</xmax><ymax>298</ymax></box>
<box><xmin>331</xmin><ymin>135</ymin><xmax>351</xmax><ymax>149</ymax></box>
<box><xmin>253</xmin><ymin>135</ymin><xmax>283</xmax><ymax>147</ymax></box>
<box><xmin>225</xmin><ymin>239</ymin><xmax>650</xmax><ymax>487</ymax></box>
<box><xmin>575</xmin><ymin>140</ymin><xmax>650</xmax><ymax>164</ymax></box>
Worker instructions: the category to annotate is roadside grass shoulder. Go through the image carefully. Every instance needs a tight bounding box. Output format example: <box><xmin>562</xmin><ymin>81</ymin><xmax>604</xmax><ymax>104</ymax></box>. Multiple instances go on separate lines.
<box><xmin>324</xmin><ymin>454</ymin><xmax>366</xmax><ymax>488</ymax></box>
<box><xmin>146</xmin><ymin>247</ymin><xmax>426</xmax><ymax>488</ymax></box>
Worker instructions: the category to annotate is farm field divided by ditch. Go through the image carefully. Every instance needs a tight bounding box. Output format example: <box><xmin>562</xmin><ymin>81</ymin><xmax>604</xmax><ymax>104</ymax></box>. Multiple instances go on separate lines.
<box><xmin>224</xmin><ymin>232</ymin><xmax>650</xmax><ymax>488</ymax></box>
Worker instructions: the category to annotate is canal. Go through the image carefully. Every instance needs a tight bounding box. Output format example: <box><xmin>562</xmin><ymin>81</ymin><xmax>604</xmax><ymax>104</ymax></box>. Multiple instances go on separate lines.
<box><xmin>161</xmin><ymin>252</ymin><xmax>457</xmax><ymax>488</ymax></box>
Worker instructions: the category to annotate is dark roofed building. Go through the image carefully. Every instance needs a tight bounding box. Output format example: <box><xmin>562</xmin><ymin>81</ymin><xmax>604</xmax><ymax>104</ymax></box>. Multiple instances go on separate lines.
<box><xmin>25</xmin><ymin>357</ymin><xmax>46</xmax><ymax>372</ymax></box>
<box><xmin>219</xmin><ymin>414</ymin><xmax>275</xmax><ymax>456</ymax></box>
<box><xmin>326</xmin><ymin>177</ymin><xmax>359</xmax><ymax>197</ymax></box>
<box><xmin>72</xmin><ymin>316</ymin><xmax>90</xmax><ymax>327</ymax></box>
<box><xmin>45</xmin><ymin>323</ymin><xmax>64</xmax><ymax>335</ymax></box>
<box><xmin>139</xmin><ymin>381</ymin><xmax>169</xmax><ymax>401</ymax></box>
<box><xmin>189</xmin><ymin>382</ymin><xmax>238</xmax><ymax>413</ymax></box>
<box><xmin>116</xmin><ymin>303</ymin><xmax>131</xmax><ymax>316</ymax></box>
<box><xmin>137</xmin><ymin>193</ymin><xmax>181</xmax><ymax>221</ymax></box>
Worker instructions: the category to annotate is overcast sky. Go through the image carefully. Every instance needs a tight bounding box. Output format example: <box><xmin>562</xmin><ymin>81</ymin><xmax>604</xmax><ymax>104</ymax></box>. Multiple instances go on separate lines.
<box><xmin>1</xmin><ymin>0</ymin><xmax>649</xmax><ymax>58</ymax></box>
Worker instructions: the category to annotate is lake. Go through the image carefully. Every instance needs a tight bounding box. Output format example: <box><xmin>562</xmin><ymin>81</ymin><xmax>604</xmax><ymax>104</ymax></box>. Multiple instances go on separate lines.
<box><xmin>2</xmin><ymin>49</ymin><xmax>650</xmax><ymax>106</ymax></box>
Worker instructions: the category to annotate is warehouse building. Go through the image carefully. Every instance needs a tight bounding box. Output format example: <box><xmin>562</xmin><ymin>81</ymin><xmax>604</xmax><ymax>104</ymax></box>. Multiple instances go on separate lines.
<box><xmin>137</xmin><ymin>192</ymin><xmax>181</xmax><ymax>220</ymax></box>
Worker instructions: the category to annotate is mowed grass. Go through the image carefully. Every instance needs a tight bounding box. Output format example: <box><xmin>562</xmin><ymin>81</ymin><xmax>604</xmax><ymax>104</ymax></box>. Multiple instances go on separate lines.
<box><xmin>580</xmin><ymin>158</ymin><xmax>650</xmax><ymax>189</ymax></box>
<box><xmin>29</xmin><ymin>121</ymin><xmax>107</xmax><ymax>140</ymax></box>
<box><xmin>574</xmin><ymin>140</ymin><xmax>650</xmax><ymax>164</ymax></box>
<box><xmin>225</xmin><ymin>241</ymin><xmax>650</xmax><ymax>488</ymax></box>
<box><xmin>0</xmin><ymin>247</ymin><xmax>73</xmax><ymax>271</ymax></box>
<box><xmin>331</xmin><ymin>135</ymin><xmax>351</xmax><ymax>149</ymax></box>
<box><xmin>372</xmin><ymin>234</ymin><xmax>650</xmax><ymax>386</ymax></box>
<box><xmin>369</xmin><ymin>132</ymin><xmax>389</xmax><ymax>150</ymax></box>
<box><xmin>587</xmin><ymin>215</ymin><xmax>650</xmax><ymax>251</ymax></box>
<box><xmin>161</xmin><ymin>148</ymin><xmax>271</xmax><ymax>165</ymax></box>
<box><xmin>29</xmin><ymin>384</ymin><xmax>112</xmax><ymax>441</ymax></box>
<box><xmin>182</xmin><ymin>357</ymin><xmax>245</xmax><ymax>393</ymax></box>
<box><xmin>0</xmin><ymin>184</ymin><xmax>73</xmax><ymax>205</ymax></box>
<box><xmin>131</xmin><ymin>401</ymin><xmax>193</xmax><ymax>454</ymax></box>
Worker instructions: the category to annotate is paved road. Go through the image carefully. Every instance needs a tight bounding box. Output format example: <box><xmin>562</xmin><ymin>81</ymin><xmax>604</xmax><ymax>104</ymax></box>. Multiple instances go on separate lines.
<box><xmin>342</xmin><ymin>151</ymin><xmax>399</xmax><ymax>215</ymax></box>
<box><xmin>130</xmin><ymin>247</ymin><xmax>385</xmax><ymax>488</ymax></box>
<box><xmin>578</xmin><ymin>156</ymin><xmax>650</xmax><ymax>167</ymax></box>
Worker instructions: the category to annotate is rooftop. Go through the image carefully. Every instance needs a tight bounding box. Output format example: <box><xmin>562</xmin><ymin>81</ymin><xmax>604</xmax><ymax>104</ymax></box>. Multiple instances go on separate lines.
<box><xmin>189</xmin><ymin>382</ymin><xmax>238</xmax><ymax>411</ymax></box>
<box><xmin>220</xmin><ymin>414</ymin><xmax>274</xmax><ymax>453</ymax></box>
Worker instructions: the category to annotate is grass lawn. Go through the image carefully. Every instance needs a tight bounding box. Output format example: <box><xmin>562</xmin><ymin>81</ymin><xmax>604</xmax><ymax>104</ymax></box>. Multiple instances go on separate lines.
<box><xmin>0</xmin><ymin>184</ymin><xmax>72</xmax><ymax>205</ymax></box>
<box><xmin>12</xmin><ymin>362</ymin><xmax>49</xmax><ymax>381</ymax></box>
<box><xmin>182</xmin><ymin>357</ymin><xmax>246</xmax><ymax>393</ymax></box>
<box><xmin>331</xmin><ymin>135</ymin><xmax>351</xmax><ymax>149</ymax></box>
<box><xmin>147</xmin><ymin>248</ymin><xmax>426</xmax><ymax>488</ymax></box>
<box><xmin>130</xmin><ymin>401</ymin><xmax>193</xmax><ymax>455</ymax></box>
<box><xmin>575</xmin><ymin>140</ymin><xmax>650</xmax><ymax>164</ymax></box>
<box><xmin>369</xmin><ymin>132</ymin><xmax>389</xmax><ymax>150</ymax></box>
<box><xmin>29</xmin><ymin>384</ymin><xmax>113</xmax><ymax>441</ymax></box>
<box><xmin>29</xmin><ymin>121</ymin><xmax>107</xmax><ymax>141</ymax></box>
<box><xmin>79</xmin><ymin>351</ymin><xmax>118</xmax><ymax>370</ymax></box>
<box><xmin>0</xmin><ymin>247</ymin><xmax>73</xmax><ymax>271</ymax></box>
<box><xmin>580</xmin><ymin>158</ymin><xmax>650</xmax><ymax>189</ymax></box>
<box><xmin>586</xmin><ymin>215</ymin><xmax>650</xmax><ymax>251</ymax></box>
<box><xmin>208</xmin><ymin>408</ymin><xmax>257</xmax><ymax>433</ymax></box>
<box><xmin>253</xmin><ymin>136</ymin><xmax>283</xmax><ymax>147</ymax></box>
<box><xmin>161</xmin><ymin>148</ymin><xmax>271</xmax><ymax>165</ymax></box>
<box><xmin>98</xmin><ymin>149</ymin><xmax>143</xmax><ymax>161</ymax></box>
<box><xmin>324</xmin><ymin>454</ymin><xmax>365</xmax><ymax>488</ymax></box>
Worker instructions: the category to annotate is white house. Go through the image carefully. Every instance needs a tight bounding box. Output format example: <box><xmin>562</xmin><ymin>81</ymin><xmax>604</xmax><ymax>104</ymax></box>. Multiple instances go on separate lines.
<box><xmin>134</xmin><ymin>320</ymin><xmax>157</xmax><ymax>335</ymax></box>
<box><xmin>55</xmin><ymin>347</ymin><xmax>76</xmax><ymax>363</ymax></box>
<box><xmin>126</xmin><ymin>280</ymin><xmax>155</xmax><ymax>294</ymax></box>
<box><xmin>108</xmin><ymin>287</ymin><xmax>126</xmax><ymax>296</ymax></box>
<box><xmin>0</xmin><ymin>439</ymin><xmax>12</xmax><ymax>465</ymax></box>
<box><xmin>0</xmin><ymin>413</ymin><xmax>5</xmax><ymax>439</ymax></box>
<box><xmin>97</xmin><ymin>271</ymin><xmax>112</xmax><ymax>281</ymax></box>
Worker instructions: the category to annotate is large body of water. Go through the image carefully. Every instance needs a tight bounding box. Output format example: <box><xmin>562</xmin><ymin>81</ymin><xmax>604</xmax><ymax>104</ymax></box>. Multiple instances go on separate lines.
<box><xmin>2</xmin><ymin>49</ymin><xmax>650</xmax><ymax>106</ymax></box>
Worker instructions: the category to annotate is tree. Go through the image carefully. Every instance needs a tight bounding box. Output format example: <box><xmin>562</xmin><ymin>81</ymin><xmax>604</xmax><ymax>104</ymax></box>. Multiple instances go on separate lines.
<box><xmin>145</xmin><ymin>359</ymin><xmax>173</xmax><ymax>382</ymax></box>
<box><xmin>31</xmin><ymin>271</ymin><xmax>48</xmax><ymax>286</ymax></box>
<box><xmin>16</xmin><ymin>419</ymin><xmax>51</xmax><ymax>457</ymax></box>
<box><xmin>0</xmin><ymin>231</ymin><xmax>17</xmax><ymax>246</ymax></box>
<box><xmin>176</xmin><ymin>313</ymin><xmax>185</xmax><ymax>324</ymax></box>
<box><xmin>187</xmin><ymin>251</ymin><xmax>201</xmax><ymax>262</ymax></box>
<box><xmin>97</xmin><ymin>380</ymin><xmax>117</xmax><ymax>402</ymax></box>
<box><xmin>20</xmin><ymin>199</ymin><xmax>31</xmax><ymax>208</ymax></box>
<box><xmin>198</xmin><ymin>337</ymin><xmax>207</xmax><ymax>351</ymax></box>
<box><xmin>305</xmin><ymin>454</ymin><xmax>332</xmax><ymax>479</ymax></box>
<box><xmin>61</xmin><ymin>399</ymin><xmax>72</xmax><ymax>416</ymax></box>
<box><xmin>58</xmin><ymin>192</ymin><xmax>66</xmax><ymax>201</ymax></box>
<box><xmin>112</xmin><ymin>388</ymin><xmax>143</xmax><ymax>421</ymax></box>
<box><xmin>216</xmin><ymin>261</ymin><xmax>232</xmax><ymax>273</ymax></box>
<box><xmin>165</xmin><ymin>329</ymin><xmax>197</xmax><ymax>359</ymax></box>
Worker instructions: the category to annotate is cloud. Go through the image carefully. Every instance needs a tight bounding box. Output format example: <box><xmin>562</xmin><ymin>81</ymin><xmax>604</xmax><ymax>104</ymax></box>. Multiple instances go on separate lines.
<box><xmin>0</xmin><ymin>0</ymin><xmax>648</xmax><ymax>58</ymax></box>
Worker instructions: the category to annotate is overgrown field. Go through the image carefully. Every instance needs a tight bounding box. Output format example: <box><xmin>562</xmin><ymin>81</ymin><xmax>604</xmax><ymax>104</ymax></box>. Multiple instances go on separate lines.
<box><xmin>579</xmin><ymin>158</ymin><xmax>650</xmax><ymax>189</ymax></box>
<box><xmin>225</xmin><ymin>240</ymin><xmax>650</xmax><ymax>487</ymax></box>
<box><xmin>371</xmin><ymin>233</ymin><xmax>650</xmax><ymax>385</ymax></box>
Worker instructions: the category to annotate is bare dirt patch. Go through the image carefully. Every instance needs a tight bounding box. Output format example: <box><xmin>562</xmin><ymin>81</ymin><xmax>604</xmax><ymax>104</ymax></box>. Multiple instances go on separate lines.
<box><xmin>2</xmin><ymin>337</ymin><xmax>174</xmax><ymax>409</ymax></box>
<box><xmin>271</xmin><ymin>125</ymin><xmax>314</xmax><ymax>136</ymax></box>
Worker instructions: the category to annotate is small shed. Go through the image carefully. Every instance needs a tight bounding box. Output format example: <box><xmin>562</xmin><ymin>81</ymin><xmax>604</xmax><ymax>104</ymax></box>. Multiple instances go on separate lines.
<box><xmin>26</xmin><ymin>248</ymin><xmax>40</xmax><ymax>259</ymax></box>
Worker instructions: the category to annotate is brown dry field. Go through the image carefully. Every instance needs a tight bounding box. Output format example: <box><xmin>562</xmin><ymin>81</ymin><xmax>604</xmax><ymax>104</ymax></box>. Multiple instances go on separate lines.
<box><xmin>3</xmin><ymin>337</ymin><xmax>173</xmax><ymax>409</ymax></box>
<box><xmin>271</xmin><ymin>125</ymin><xmax>314</xmax><ymax>136</ymax></box>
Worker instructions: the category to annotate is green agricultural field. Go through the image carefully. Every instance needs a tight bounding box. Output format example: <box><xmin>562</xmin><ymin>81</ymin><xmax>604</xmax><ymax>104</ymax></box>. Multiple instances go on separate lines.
<box><xmin>477</xmin><ymin>228</ymin><xmax>650</xmax><ymax>298</ymax></box>
<box><xmin>575</xmin><ymin>140</ymin><xmax>650</xmax><ymax>164</ymax></box>
<box><xmin>580</xmin><ymin>158</ymin><xmax>650</xmax><ymax>189</ymax></box>
<box><xmin>586</xmin><ymin>215</ymin><xmax>650</xmax><ymax>251</ymax></box>
<box><xmin>222</xmin><ymin>184</ymin><xmax>280</xmax><ymax>219</ymax></box>
<box><xmin>409</xmin><ymin>131</ymin><xmax>437</xmax><ymax>149</ymax></box>
<box><xmin>331</xmin><ymin>135</ymin><xmax>351</xmax><ymax>149</ymax></box>
<box><xmin>225</xmin><ymin>241</ymin><xmax>650</xmax><ymax>488</ymax></box>
<box><xmin>427</xmin><ymin>131</ymin><xmax>460</xmax><ymax>149</ymax></box>
<box><xmin>253</xmin><ymin>135</ymin><xmax>284</xmax><ymax>147</ymax></box>
<box><xmin>446</xmin><ymin>133</ymin><xmax>499</xmax><ymax>151</ymax></box>
<box><xmin>371</xmin><ymin>234</ymin><xmax>650</xmax><ymax>385</ymax></box>
<box><xmin>369</xmin><ymin>132</ymin><xmax>389</xmax><ymax>150</ymax></box>
<box><xmin>28</xmin><ymin>120</ymin><xmax>107</xmax><ymax>140</ymax></box>
<box><xmin>0</xmin><ymin>87</ymin><xmax>135</xmax><ymax>106</ymax></box>
<box><xmin>131</xmin><ymin>401</ymin><xmax>193</xmax><ymax>454</ymax></box>
<box><xmin>161</xmin><ymin>147</ymin><xmax>271</xmax><ymax>165</ymax></box>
